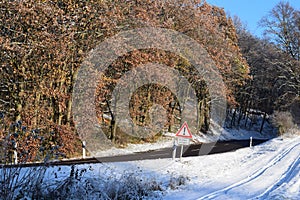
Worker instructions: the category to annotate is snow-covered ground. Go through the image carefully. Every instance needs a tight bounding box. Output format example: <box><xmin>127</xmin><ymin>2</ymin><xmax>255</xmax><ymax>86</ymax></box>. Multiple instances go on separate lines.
<box><xmin>38</xmin><ymin>131</ymin><xmax>299</xmax><ymax>199</ymax></box>
<box><xmin>162</xmin><ymin>134</ymin><xmax>300</xmax><ymax>199</ymax></box>
<box><xmin>94</xmin><ymin>135</ymin><xmax>174</xmax><ymax>157</ymax></box>
<box><xmin>2</xmin><ymin>128</ymin><xmax>299</xmax><ymax>199</ymax></box>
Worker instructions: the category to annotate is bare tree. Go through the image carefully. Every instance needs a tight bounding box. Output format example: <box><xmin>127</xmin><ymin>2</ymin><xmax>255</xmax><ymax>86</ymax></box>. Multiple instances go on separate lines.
<box><xmin>235</xmin><ymin>14</ymin><xmax>300</xmax><ymax>131</ymax></box>
<box><xmin>259</xmin><ymin>1</ymin><xmax>300</xmax><ymax>60</ymax></box>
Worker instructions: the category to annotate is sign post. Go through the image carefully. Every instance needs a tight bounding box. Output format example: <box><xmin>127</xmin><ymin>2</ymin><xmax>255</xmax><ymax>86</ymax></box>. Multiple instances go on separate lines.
<box><xmin>175</xmin><ymin>122</ymin><xmax>193</xmax><ymax>162</ymax></box>
<box><xmin>180</xmin><ymin>144</ymin><xmax>184</xmax><ymax>162</ymax></box>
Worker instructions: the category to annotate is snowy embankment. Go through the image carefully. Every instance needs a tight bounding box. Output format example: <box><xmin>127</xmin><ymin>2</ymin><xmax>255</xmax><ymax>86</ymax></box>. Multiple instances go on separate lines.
<box><xmin>2</xmin><ymin>127</ymin><xmax>299</xmax><ymax>199</ymax></box>
<box><xmin>38</xmin><ymin>133</ymin><xmax>299</xmax><ymax>199</ymax></box>
<box><xmin>162</xmin><ymin>134</ymin><xmax>300</xmax><ymax>200</ymax></box>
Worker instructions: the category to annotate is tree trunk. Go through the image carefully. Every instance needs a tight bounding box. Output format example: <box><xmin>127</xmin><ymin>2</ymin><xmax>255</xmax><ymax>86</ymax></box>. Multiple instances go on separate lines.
<box><xmin>15</xmin><ymin>66</ymin><xmax>26</xmax><ymax>122</ymax></box>
<box><xmin>197</xmin><ymin>99</ymin><xmax>204</xmax><ymax>132</ymax></box>
<box><xmin>33</xmin><ymin>92</ymin><xmax>41</xmax><ymax>127</ymax></box>
<box><xmin>260</xmin><ymin>112</ymin><xmax>267</xmax><ymax>133</ymax></box>
<box><xmin>231</xmin><ymin>109</ymin><xmax>236</xmax><ymax>127</ymax></box>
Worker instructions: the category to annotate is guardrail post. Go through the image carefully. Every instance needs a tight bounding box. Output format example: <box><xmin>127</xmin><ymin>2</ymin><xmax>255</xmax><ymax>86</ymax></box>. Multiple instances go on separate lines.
<box><xmin>82</xmin><ymin>141</ymin><xmax>86</xmax><ymax>159</ymax></box>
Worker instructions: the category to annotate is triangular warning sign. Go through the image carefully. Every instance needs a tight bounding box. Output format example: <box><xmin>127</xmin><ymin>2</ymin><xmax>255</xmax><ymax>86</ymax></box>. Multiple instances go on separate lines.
<box><xmin>175</xmin><ymin>122</ymin><xmax>192</xmax><ymax>138</ymax></box>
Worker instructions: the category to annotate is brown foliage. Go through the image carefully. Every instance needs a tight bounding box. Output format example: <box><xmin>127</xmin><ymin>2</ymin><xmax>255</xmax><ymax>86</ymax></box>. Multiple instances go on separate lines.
<box><xmin>0</xmin><ymin>0</ymin><xmax>249</xmax><ymax>155</ymax></box>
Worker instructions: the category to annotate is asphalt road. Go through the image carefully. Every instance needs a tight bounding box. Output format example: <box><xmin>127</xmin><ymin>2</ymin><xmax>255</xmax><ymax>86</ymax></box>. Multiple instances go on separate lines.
<box><xmin>96</xmin><ymin>139</ymin><xmax>267</xmax><ymax>162</ymax></box>
<box><xmin>4</xmin><ymin>139</ymin><xmax>268</xmax><ymax>167</ymax></box>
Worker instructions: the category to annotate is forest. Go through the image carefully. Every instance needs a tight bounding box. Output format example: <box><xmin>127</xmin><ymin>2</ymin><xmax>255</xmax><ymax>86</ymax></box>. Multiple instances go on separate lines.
<box><xmin>0</xmin><ymin>0</ymin><xmax>299</xmax><ymax>160</ymax></box>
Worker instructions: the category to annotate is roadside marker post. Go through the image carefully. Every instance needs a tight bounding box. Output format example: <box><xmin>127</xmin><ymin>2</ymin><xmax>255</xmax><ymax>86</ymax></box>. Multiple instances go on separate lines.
<box><xmin>82</xmin><ymin>141</ymin><xmax>86</xmax><ymax>159</ymax></box>
<box><xmin>172</xmin><ymin>138</ymin><xmax>177</xmax><ymax>160</ymax></box>
<box><xmin>14</xmin><ymin>142</ymin><xmax>18</xmax><ymax>164</ymax></box>
<box><xmin>175</xmin><ymin>122</ymin><xmax>193</xmax><ymax>162</ymax></box>
<box><xmin>250</xmin><ymin>137</ymin><xmax>253</xmax><ymax>148</ymax></box>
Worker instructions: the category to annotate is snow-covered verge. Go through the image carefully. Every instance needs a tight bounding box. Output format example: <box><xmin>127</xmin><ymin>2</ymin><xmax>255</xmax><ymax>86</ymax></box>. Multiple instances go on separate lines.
<box><xmin>1</xmin><ymin>133</ymin><xmax>299</xmax><ymax>199</ymax></box>
<box><xmin>94</xmin><ymin>135</ymin><xmax>174</xmax><ymax>157</ymax></box>
<box><xmin>162</xmin><ymin>134</ymin><xmax>300</xmax><ymax>200</ymax></box>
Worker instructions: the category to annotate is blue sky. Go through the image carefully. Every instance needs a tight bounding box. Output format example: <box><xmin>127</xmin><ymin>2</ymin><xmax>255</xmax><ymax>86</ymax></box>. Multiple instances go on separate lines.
<box><xmin>206</xmin><ymin>0</ymin><xmax>300</xmax><ymax>37</ymax></box>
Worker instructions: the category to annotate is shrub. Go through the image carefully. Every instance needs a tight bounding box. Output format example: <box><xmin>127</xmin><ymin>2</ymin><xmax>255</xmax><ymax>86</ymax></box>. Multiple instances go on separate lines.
<box><xmin>0</xmin><ymin>116</ymin><xmax>67</xmax><ymax>199</ymax></box>
<box><xmin>0</xmin><ymin>165</ymin><xmax>47</xmax><ymax>200</ymax></box>
<box><xmin>40</xmin><ymin>166</ymin><xmax>189</xmax><ymax>199</ymax></box>
<box><xmin>271</xmin><ymin>111</ymin><xmax>298</xmax><ymax>135</ymax></box>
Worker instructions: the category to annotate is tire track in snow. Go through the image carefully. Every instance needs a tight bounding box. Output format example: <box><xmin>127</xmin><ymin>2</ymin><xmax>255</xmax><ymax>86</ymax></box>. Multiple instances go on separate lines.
<box><xmin>197</xmin><ymin>141</ymin><xmax>300</xmax><ymax>200</ymax></box>
<box><xmin>253</xmin><ymin>152</ymin><xmax>300</xmax><ymax>199</ymax></box>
